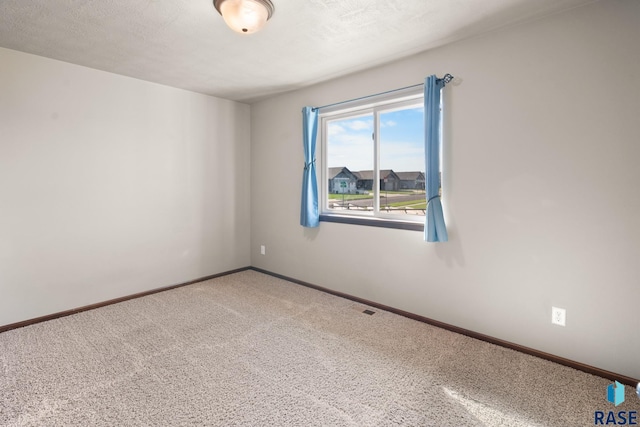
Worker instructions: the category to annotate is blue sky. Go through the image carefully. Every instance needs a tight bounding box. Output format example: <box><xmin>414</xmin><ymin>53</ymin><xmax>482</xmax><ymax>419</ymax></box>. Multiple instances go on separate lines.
<box><xmin>327</xmin><ymin>106</ymin><xmax>425</xmax><ymax>173</ymax></box>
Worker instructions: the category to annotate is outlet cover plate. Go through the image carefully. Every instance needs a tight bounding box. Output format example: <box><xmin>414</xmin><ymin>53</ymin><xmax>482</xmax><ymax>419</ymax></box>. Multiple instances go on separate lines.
<box><xmin>551</xmin><ymin>307</ymin><xmax>566</xmax><ymax>326</ymax></box>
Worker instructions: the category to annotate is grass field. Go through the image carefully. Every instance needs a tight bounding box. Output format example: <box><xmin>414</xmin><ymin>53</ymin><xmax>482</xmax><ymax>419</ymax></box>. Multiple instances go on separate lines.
<box><xmin>384</xmin><ymin>201</ymin><xmax>427</xmax><ymax>210</ymax></box>
<box><xmin>328</xmin><ymin>193</ymin><xmax>372</xmax><ymax>201</ymax></box>
<box><xmin>329</xmin><ymin>191</ymin><xmax>427</xmax><ymax>211</ymax></box>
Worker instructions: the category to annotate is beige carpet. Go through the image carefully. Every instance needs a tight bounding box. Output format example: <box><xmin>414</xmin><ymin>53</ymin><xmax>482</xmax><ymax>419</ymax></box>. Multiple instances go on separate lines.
<box><xmin>1</xmin><ymin>270</ymin><xmax>638</xmax><ymax>426</ymax></box>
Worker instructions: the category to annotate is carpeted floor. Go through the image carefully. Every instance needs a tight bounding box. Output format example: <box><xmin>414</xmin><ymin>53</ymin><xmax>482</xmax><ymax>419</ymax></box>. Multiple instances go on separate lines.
<box><xmin>1</xmin><ymin>270</ymin><xmax>638</xmax><ymax>426</ymax></box>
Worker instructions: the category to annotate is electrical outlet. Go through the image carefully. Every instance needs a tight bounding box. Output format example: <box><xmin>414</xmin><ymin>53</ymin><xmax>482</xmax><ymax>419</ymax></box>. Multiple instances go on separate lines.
<box><xmin>260</xmin><ymin>245</ymin><xmax>266</xmax><ymax>255</ymax></box>
<box><xmin>551</xmin><ymin>307</ymin><xmax>566</xmax><ymax>326</ymax></box>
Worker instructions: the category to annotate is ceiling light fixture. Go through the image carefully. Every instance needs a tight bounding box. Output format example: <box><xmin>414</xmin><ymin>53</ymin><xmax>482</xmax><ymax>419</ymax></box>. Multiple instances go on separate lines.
<box><xmin>213</xmin><ymin>0</ymin><xmax>275</xmax><ymax>34</ymax></box>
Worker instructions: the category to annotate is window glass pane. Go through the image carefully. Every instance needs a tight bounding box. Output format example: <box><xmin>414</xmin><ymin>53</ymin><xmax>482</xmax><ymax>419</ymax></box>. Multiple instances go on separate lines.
<box><xmin>379</xmin><ymin>106</ymin><xmax>426</xmax><ymax>217</ymax></box>
<box><xmin>326</xmin><ymin>114</ymin><xmax>374</xmax><ymax>213</ymax></box>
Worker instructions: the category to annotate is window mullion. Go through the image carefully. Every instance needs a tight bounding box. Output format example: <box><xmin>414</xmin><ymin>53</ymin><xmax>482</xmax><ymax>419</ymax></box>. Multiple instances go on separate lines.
<box><xmin>320</xmin><ymin>116</ymin><xmax>328</xmax><ymax>212</ymax></box>
<box><xmin>373</xmin><ymin>109</ymin><xmax>380</xmax><ymax>215</ymax></box>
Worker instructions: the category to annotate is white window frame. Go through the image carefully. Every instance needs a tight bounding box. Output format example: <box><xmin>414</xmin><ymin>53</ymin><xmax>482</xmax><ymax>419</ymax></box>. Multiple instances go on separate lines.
<box><xmin>319</xmin><ymin>87</ymin><xmax>425</xmax><ymax>229</ymax></box>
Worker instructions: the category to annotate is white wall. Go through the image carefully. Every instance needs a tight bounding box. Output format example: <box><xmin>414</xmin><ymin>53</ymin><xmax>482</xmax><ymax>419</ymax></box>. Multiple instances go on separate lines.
<box><xmin>0</xmin><ymin>48</ymin><xmax>251</xmax><ymax>326</ymax></box>
<box><xmin>250</xmin><ymin>0</ymin><xmax>640</xmax><ymax>379</ymax></box>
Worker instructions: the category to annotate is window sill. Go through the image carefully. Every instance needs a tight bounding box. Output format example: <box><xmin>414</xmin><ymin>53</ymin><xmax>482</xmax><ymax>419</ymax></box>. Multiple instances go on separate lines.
<box><xmin>319</xmin><ymin>214</ymin><xmax>424</xmax><ymax>231</ymax></box>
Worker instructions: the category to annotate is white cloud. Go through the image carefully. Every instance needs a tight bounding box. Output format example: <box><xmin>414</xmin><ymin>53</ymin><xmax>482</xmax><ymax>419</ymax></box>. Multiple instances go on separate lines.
<box><xmin>379</xmin><ymin>140</ymin><xmax>425</xmax><ymax>172</ymax></box>
<box><xmin>345</xmin><ymin>120</ymin><xmax>372</xmax><ymax>131</ymax></box>
<box><xmin>327</xmin><ymin>133</ymin><xmax>373</xmax><ymax>170</ymax></box>
<box><xmin>328</xmin><ymin>123</ymin><xmax>345</xmax><ymax>136</ymax></box>
<box><xmin>326</xmin><ymin>108</ymin><xmax>427</xmax><ymax>172</ymax></box>
<box><xmin>328</xmin><ymin>137</ymin><xmax>425</xmax><ymax>172</ymax></box>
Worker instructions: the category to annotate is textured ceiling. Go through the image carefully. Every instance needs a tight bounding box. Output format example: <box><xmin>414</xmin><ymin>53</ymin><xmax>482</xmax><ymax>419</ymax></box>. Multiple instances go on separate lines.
<box><xmin>0</xmin><ymin>0</ymin><xmax>595</xmax><ymax>103</ymax></box>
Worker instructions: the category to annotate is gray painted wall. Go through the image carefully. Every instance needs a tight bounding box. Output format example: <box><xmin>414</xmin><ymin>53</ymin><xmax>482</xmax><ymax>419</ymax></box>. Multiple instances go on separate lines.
<box><xmin>250</xmin><ymin>0</ymin><xmax>640</xmax><ymax>379</ymax></box>
<box><xmin>0</xmin><ymin>48</ymin><xmax>251</xmax><ymax>326</ymax></box>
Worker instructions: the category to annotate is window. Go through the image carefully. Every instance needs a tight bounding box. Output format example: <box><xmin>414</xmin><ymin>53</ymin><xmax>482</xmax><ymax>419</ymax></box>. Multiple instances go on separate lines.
<box><xmin>320</xmin><ymin>88</ymin><xmax>435</xmax><ymax>230</ymax></box>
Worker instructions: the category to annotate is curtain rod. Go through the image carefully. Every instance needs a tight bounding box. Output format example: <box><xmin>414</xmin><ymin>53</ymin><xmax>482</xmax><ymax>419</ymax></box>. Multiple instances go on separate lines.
<box><xmin>312</xmin><ymin>73</ymin><xmax>453</xmax><ymax>112</ymax></box>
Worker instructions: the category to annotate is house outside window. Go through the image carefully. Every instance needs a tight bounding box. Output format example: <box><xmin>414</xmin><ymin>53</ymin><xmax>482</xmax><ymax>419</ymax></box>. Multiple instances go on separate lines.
<box><xmin>328</xmin><ymin>167</ymin><xmax>358</xmax><ymax>194</ymax></box>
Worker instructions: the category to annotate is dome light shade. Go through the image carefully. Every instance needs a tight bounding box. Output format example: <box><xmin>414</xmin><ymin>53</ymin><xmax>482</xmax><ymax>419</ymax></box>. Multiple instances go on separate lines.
<box><xmin>213</xmin><ymin>0</ymin><xmax>275</xmax><ymax>34</ymax></box>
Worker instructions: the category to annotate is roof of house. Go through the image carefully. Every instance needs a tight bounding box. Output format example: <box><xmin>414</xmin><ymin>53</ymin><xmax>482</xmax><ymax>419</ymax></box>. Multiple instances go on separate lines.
<box><xmin>352</xmin><ymin>170</ymin><xmax>399</xmax><ymax>180</ymax></box>
<box><xmin>331</xmin><ymin>169</ymin><xmax>422</xmax><ymax>181</ymax></box>
<box><xmin>328</xmin><ymin>167</ymin><xmax>358</xmax><ymax>180</ymax></box>
<box><xmin>395</xmin><ymin>171</ymin><xmax>425</xmax><ymax>180</ymax></box>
